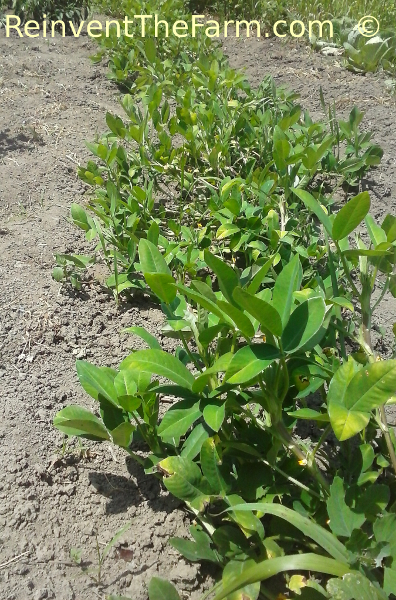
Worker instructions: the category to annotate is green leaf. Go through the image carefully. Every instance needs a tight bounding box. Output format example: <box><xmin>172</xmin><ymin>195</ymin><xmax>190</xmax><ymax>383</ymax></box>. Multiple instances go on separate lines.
<box><xmin>281</xmin><ymin>297</ymin><xmax>326</xmax><ymax>352</ymax></box>
<box><xmin>111</xmin><ymin>421</ymin><xmax>135</xmax><ymax>448</ymax></box>
<box><xmin>157</xmin><ymin>401</ymin><xmax>202</xmax><ymax>441</ymax></box>
<box><xmin>53</xmin><ymin>406</ymin><xmax>110</xmax><ymax>441</ymax></box>
<box><xmin>181</xmin><ymin>424</ymin><xmax>210</xmax><ymax>460</ymax></box>
<box><xmin>120</xmin><ymin>349</ymin><xmax>194</xmax><ymax>390</ymax></box>
<box><xmin>233</xmin><ymin>287</ymin><xmax>282</xmax><ymax>337</ymax></box>
<box><xmin>201</xmin><ymin>437</ymin><xmax>230</xmax><ymax>494</ymax></box>
<box><xmin>365</xmin><ymin>214</ymin><xmax>387</xmax><ymax>246</ymax></box>
<box><xmin>76</xmin><ymin>361</ymin><xmax>118</xmax><ymax>405</ymax></box>
<box><xmin>203</xmin><ymin>402</ymin><xmax>226</xmax><ymax>432</ymax></box>
<box><xmin>332</xmin><ymin>192</ymin><xmax>371</xmax><ymax>241</ymax></box>
<box><xmin>383</xmin><ymin>567</ymin><xmax>396</xmax><ymax>597</ymax></box>
<box><xmin>204</xmin><ymin>250</ymin><xmax>239</xmax><ymax>306</ymax></box>
<box><xmin>113</xmin><ymin>370</ymin><xmax>141</xmax><ymax>412</ymax></box>
<box><xmin>170</xmin><ymin>527</ymin><xmax>217</xmax><ymax>563</ymax></box>
<box><xmin>327</xmin><ymin>477</ymin><xmax>365</xmax><ymax>537</ymax></box>
<box><xmin>192</xmin><ymin>353</ymin><xmax>233</xmax><ymax>393</ymax></box>
<box><xmin>287</xmin><ymin>408</ymin><xmax>330</xmax><ymax>422</ymax></box>
<box><xmin>327</xmin><ymin>297</ymin><xmax>354</xmax><ymax>312</ymax></box>
<box><xmin>327</xmin><ymin>572</ymin><xmax>387</xmax><ymax>600</ymax></box>
<box><xmin>272</xmin><ymin>254</ymin><xmax>302</xmax><ymax>327</ymax></box>
<box><xmin>328</xmin><ymin>359</ymin><xmax>396</xmax><ymax>440</ymax></box>
<box><xmin>216</xmin><ymin>299</ymin><xmax>255</xmax><ymax>338</ymax></box>
<box><xmin>138</xmin><ymin>239</ymin><xmax>171</xmax><ymax>275</ymax></box>
<box><xmin>70</xmin><ymin>203</ymin><xmax>89</xmax><ymax>230</ymax></box>
<box><xmin>122</xmin><ymin>326</ymin><xmax>161</xmax><ymax>349</ymax></box>
<box><xmin>144</xmin><ymin>38</ymin><xmax>157</xmax><ymax>63</ymax></box>
<box><xmin>212</xmin><ymin>554</ymin><xmax>350</xmax><ymax>600</ymax></box>
<box><xmin>224</xmin><ymin>344</ymin><xmax>280</xmax><ymax>384</ymax></box>
<box><xmin>159</xmin><ymin>456</ymin><xmax>209</xmax><ymax>504</ymax></box>
<box><xmin>216</xmin><ymin>223</ymin><xmax>240</xmax><ymax>240</ymax></box>
<box><xmin>247</xmin><ymin>254</ymin><xmax>279</xmax><ymax>295</ymax></box>
<box><xmin>292</xmin><ymin>189</ymin><xmax>332</xmax><ymax>234</ymax></box>
<box><xmin>382</xmin><ymin>214</ymin><xmax>396</xmax><ymax>243</ymax></box>
<box><xmin>144</xmin><ymin>272</ymin><xmax>176</xmax><ymax>304</ymax></box>
<box><xmin>148</xmin><ymin>577</ymin><xmax>180</xmax><ymax>600</ymax></box>
<box><xmin>52</xmin><ymin>267</ymin><xmax>64</xmax><ymax>282</ymax></box>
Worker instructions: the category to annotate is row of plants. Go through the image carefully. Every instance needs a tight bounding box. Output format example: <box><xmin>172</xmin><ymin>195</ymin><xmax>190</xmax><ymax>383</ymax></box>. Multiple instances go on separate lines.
<box><xmin>3</xmin><ymin>0</ymin><xmax>396</xmax><ymax>82</ymax></box>
<box><xmin>52</xmin><ymin>1</ymin><xmax>396</xmax><ymax>599</ymax></box>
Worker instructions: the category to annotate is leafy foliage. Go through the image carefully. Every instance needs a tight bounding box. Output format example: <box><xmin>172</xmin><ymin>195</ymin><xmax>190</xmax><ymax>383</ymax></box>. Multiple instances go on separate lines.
<box><xmin>52</xmin><ymin>1</ymin><xmax>396</xmax><ymax>598</ymax></box>
<box><xmin>1</xmin><ymin>0</ymin><xmax>89</xmax><ymax>30</ymax></box>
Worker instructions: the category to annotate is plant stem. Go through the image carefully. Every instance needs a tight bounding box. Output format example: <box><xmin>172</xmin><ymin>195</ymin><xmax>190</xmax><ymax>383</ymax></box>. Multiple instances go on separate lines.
<box><xmin>335</xmin><ymin>240</ymin><xmax>360</xmax><ymax>299</ymax></box>
<box><xmin>275</xmin><ymin>421</ymin><xmax>330</xmax><ymax>494</ymax></box>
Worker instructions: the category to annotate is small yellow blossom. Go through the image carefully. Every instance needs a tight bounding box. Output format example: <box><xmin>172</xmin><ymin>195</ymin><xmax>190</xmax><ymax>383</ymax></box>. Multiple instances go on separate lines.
<box><xmin>298</xmin><ymin>459</ymin><xmax>307</xmax><ymax>466</ymax></box>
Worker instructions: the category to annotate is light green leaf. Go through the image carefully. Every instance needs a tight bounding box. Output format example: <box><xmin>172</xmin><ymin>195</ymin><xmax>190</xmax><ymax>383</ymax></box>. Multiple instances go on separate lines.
<box><xmin>328</xmin><ymin>359</ymin><xmax>396</xmax><ymax>440</ymax></box>
<box><xmin>224</xmin><ymin>344</ymin><xmax>280</xmax><ymax>384</ymax></box>
<box><xmin>111</xmin><ymin>421</ymin><xmax>135</xmax><ymax>448</ymax></box>
<box><xmin>53</xmin><ymin>406</ymin><xmax>110</xmax><ymax>441</ymax></box>
<box><xmin>217</xmin><ymin>223</ymin><xmax>240</xmax><ymax>240</ymax></box>
<box><xmin>216</xmin><ymin>299</ymin><xmax>255</xmax><ymax>338</ymax></box>
<box><xmin>120</xmin><ymin>349</ymin><xmax>194</xmax><ymax>390</ymax></box>
<box><xmin>76</xmin><ymin>361</ymin><xmax>118</xmax><ymax>405</ymax></box>
<box><xmin>383</xmin><ymin>567</ymin><xmax>396</xmax><ymax>597</ymax></box>
<box><xmin>176</xmin><ymin>284</ymin><xmax>234</xmax><ymax>328</ymax></box>
<box><xmin>247</xmin><ymin>254</ymin><xmax>279</xmax><ymax>295</ymax></box>
<box><xmin>272</xmin><ymin>254</ymin><xmax>302</xmax><ymax>327</ymax></box>
<box><xmin>222</xmin><ymin>559</ymin><xmax>260</xmax><ymax>600</ymax></box>
<box><xmin>181</xmin><ymin>424</ymin><xmax>210</xmax><ymax>460</ymax></box>
<box><xmin>281</xmin><ymin>297</ymin><xmax>326</xmax><ymax>352</ymax></box>
<box><xmin>233</xmin><ymin>287</ymin><xmax>282</xmax><ymax>337</ymax></box>
<box><xmin>201</xmin><ymin>437</ymin><xmax>230</xmax><ymax>494</ymax></box>
<box><xmin>287</xmin><ymin>408</ymin><xmax>330</xmax><ymax>422</ymax></box>
<box><xmin>327</xmin><ymin>572</ymin><xmax>387</xmax><ymax>600</ymax></box>
<box><xmin>332</xmin><ymin>192</ymin><xmax>370</xmax><ymax>241</ymax></box>
<box><xmin>203</xmin><ymin>403</ymin><xmax>226</xmax><ymax>432</ymax></box>
<box><xmin>138</xmin><ymin>239</ymin><xmax>171</xmax><ymax>275</ymax></box>
<box><xmin>192</xmin><ymin>353</ymin><xmax>233</xmax><ymax>393</ymax></box>
<box><xmin>157</xmin><ymin>401</ymin><xmax>202</xmax><ymax>440</ymax></box>
<box><xmin>170</xmin><ymin>527</ymin><xmax>217</xmax><ymax>563</ymax></box>
<box><xmin>159</xmin><ymin>456</ymin><xmax>209</xmax><ymax>504</ymax></box>
<box><xmin>144</xmin><ymin>272</ymin><xmax>176</xmax><ymax>304</ymax></box>
<box><xmin>148</xmin><ymin>577</ymin><xmax>180</xmax><ymax>600</ymax></box>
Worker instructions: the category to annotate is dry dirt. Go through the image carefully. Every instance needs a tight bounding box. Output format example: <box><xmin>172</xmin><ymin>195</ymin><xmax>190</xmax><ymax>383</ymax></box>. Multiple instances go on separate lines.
<box><xmin>1</xmin><ymin>26</ymin><xmax>396</xmax><ymax>600</ymax></box>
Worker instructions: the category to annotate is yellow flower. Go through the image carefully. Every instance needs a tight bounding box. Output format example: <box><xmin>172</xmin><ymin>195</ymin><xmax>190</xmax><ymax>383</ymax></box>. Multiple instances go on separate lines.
<box><xmin>298</xmin><ymin>459</ymin><xmax>307</xmax><ymax>466</ymax></box>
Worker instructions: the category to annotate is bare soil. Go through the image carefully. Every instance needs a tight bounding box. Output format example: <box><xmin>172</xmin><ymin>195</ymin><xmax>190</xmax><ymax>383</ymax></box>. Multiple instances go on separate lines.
<box><xmin>1</xmin><ymin>28</ymin><xmax>396</xmax><ymax>600</ymax></box>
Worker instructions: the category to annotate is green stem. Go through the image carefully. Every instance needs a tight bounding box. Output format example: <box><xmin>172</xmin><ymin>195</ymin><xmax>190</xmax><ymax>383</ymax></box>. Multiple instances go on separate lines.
<box><xmin>275</xmin><ymin>421</ymin><xmax>330</xmax><ymax>494</ymax></box>
<box><xmin>335</xmin><ymin>240</ymin><xmax>360</xmax><ymax>299</ymax></box>
<box><xmin>311</xmin><ymin>424</ymin><xmax>332</xmax><ymax>461</ymax></box>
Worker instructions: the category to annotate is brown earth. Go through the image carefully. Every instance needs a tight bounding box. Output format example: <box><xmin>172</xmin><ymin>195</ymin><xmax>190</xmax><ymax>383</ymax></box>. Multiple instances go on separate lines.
<box><xmin>1</xmin><ymin>26</ymin><xmax>396</xmax><ymax>600</ymax></box>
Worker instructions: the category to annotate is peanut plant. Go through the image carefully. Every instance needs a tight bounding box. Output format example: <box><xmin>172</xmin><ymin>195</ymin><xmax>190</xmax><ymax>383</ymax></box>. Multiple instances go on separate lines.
<box><xmin>52</xmin><ymin>0</ymin><xmax>396</xmax><ymax>598</ymax></box>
